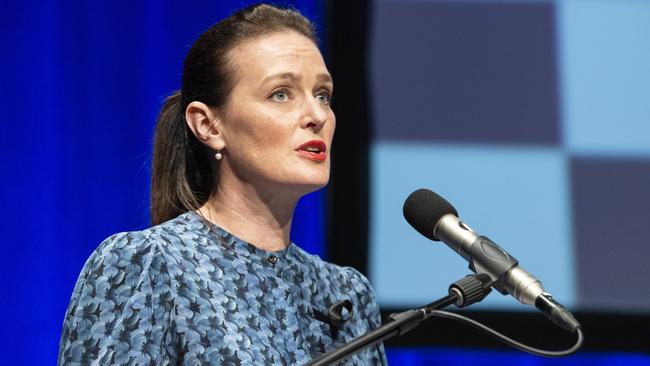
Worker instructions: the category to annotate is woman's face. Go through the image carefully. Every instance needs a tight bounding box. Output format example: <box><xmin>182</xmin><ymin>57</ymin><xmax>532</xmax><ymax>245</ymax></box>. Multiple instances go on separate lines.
<box><xmin>218</xmin><ymin>31</ymin><xmax>335</xmax><ymax>197</ymax></box>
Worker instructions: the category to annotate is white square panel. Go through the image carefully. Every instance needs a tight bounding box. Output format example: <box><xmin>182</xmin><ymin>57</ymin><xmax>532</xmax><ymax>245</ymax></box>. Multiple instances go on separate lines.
<box><xmin>559</xmin><ymin>0</ymin><xmax>650</xmax><ymax>156</ymax></box>
<box><xmin>369</xmin><ymin>142</ymin><xmax>575</xmax><ymax>310</ymax></box>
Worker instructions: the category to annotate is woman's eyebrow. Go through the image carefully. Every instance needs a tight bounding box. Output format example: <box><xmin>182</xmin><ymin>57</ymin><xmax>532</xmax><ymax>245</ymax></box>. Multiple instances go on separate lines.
<box><xmin>317</xmin><ymin>73</ymin><xmax>333</xmax><ymax>84</ymax></box>
<box><xmin>262</xmin><ymin>72</ymin><xmax>299</xmax><ymax>85</ymax></box>
<box><xmin>261</xmin><ymin>72</ymin><xmax>333</xmax><ymax>85</ymax></box>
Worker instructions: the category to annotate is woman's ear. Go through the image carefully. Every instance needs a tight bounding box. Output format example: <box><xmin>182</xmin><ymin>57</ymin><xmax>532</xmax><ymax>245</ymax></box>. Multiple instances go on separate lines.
<box><xmin>185</xmin><ymin>101</ymin><xmax>226</xmax><ymax>151</ymax></box>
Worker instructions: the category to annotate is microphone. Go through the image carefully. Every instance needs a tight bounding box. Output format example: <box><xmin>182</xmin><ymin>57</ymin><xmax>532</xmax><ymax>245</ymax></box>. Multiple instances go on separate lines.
<box><xmin>403</xmin><ymin>188</ymin><xmax>581</xmax><ymax>332</ymax></box>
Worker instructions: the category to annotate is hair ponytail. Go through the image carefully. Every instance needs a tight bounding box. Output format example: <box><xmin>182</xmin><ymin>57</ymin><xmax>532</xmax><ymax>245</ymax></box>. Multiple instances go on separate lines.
<box><xmin>150</xmin><ymin>92</ymin><xmax>214</xmax><ymax>225</ymax></box>
<box><xmin>150</xmin><ymin>4</ymin><xmax>317</xmax><ymax>225</ymax></box>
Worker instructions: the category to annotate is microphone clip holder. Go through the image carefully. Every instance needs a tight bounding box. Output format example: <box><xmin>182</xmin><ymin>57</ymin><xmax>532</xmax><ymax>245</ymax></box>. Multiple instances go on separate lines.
<box><xmin>449</xmin><ymin>273</ymin><xmax>493</xmax><ymax>308</ymax></box>
<box><xmin>306</xmin><ymin>273</ymin><xmax>492</xmax><ymax>366</ymax></box>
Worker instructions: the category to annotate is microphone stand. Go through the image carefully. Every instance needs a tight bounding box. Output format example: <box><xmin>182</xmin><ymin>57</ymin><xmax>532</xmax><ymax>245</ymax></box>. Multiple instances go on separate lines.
<box><xmin>306</xmin><ymin>274</ymin><xmax>492</xmax><ymax>366</ymax></box>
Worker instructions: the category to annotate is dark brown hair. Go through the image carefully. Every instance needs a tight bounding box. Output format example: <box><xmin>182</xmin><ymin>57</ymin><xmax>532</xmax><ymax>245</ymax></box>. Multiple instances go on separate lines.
<box><xmin>151</xmin><ymin>4</ymin><xmax>317</xmax><ymax>225</ymax></box>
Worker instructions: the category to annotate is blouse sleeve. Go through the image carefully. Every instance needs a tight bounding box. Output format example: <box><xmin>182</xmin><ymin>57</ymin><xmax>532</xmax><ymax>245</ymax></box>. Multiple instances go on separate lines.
<box><xmin>58</xmin><ymin>232</ymin><xmax>178</xmax><ymax>365</ymax></box>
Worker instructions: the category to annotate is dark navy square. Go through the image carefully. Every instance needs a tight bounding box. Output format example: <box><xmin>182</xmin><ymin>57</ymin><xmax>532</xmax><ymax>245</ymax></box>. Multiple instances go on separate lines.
<box><xmin>571</xmin><ymin>157</ymin><xmax>650</xmax><ymax>310</ymax></box>
<box><xmin>370</xmin><ymin>1</ymin><xmax>560</xmax><ymax>144</ymax></box>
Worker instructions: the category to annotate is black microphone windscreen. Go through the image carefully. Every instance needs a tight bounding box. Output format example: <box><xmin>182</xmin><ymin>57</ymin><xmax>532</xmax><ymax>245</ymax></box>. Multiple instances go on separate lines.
<box><xmin>403</xmin><ymin>188</ymin><xmax>458</xmax><ymax>241</ymax></box>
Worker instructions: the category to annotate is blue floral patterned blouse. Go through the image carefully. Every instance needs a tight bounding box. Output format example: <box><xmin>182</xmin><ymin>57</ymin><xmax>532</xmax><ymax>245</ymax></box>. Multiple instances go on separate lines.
<box><xmin>58</xmin><ymin>211</ymin><xmax>388</xmax><ymax>365</ymax></box>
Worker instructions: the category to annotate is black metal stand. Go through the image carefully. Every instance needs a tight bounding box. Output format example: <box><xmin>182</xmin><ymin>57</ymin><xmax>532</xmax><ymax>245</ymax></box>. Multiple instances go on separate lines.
<box><xmin>306</xmin><ymin>274</ymin><xmax>492</xmax><ymax>366</ymax></box>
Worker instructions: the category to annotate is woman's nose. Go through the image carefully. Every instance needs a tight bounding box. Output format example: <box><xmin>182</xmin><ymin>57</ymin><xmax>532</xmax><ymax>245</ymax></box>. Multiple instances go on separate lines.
<box><xmin>301</xmin><ymin>95</ymin><xmax>328</xmax><ymax>130</ymax></box>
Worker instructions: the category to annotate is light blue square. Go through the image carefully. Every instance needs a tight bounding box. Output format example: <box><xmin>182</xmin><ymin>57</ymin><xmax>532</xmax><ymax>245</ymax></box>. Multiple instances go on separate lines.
<box><xmin>558</xmin><ymin>0</ymin><xmax>650</xmax><ymax>156</ymax></box>
<box><xmin>369</xmin><ymin>143</ymin><xmax>575</xmax><ymax>310</ymax></box>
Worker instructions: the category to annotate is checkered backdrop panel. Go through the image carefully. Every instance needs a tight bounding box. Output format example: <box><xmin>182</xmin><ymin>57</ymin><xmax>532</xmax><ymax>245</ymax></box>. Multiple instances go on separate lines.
<box><xmin>368</xmin><ymin>0</ymin><xmax>650</xmax><ymax>312</ymax></box>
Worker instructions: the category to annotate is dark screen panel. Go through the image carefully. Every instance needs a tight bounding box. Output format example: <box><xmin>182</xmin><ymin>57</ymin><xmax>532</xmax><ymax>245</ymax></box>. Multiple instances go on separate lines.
<box><xmin>571</xmin><ymin>157</ymin><xmax>650</xmax><ymax>310</ymax></box>
<box><xmin>371</xmin><ymin>1</ymin><xmax>559</xmax><ymax>144</ymax></box>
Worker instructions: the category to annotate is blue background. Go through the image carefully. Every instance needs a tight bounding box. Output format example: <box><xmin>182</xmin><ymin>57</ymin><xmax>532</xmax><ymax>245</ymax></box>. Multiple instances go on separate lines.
<box><xmin>1</xmin><ymin>0</ymin><xmax>648</xmax><ymax>365</ymax></box>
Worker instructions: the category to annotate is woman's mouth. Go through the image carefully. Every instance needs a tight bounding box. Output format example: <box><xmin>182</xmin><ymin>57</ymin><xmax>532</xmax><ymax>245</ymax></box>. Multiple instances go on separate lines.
<box><xmin>296</xmin><ymin>140</ymin><xmax>327</xmax><ymax>161</ymax></box>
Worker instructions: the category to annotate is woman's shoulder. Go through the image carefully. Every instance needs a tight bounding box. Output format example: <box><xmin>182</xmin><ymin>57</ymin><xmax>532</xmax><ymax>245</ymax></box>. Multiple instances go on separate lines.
<box><xmin>291</xmin><ymin>245</ymin><xmax>383</xmax><ymax>332</ymax></box>
<box><xmin>94</xmin><ymin>211</ymin><xmax>205</xmax><ymax>255</ymax></box>
<box><xmin>74</xmin><ymin>211</ymin><xmax>208</xmax><ymax>290</ymax></box>
<box><xmin>291</xmin><ymin>245</ymin><xmax>375</xmax><ymax>295</ymax></box>
<box><xmin>58</xmin><ymin>215</ymin><xmax>199</xmax><ymax>365</ymax></box>
<box><xmin>63</xmin><ymin>212</ymin><xmax>206</xmax><ymax>327</ymax></box>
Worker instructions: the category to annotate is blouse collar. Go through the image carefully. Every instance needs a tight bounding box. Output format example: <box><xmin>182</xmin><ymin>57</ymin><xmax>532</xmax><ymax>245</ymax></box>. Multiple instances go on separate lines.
<box><xmin>183</xmin><ymin>210</ymin><xmax>295</xmax><ymax>268</ymax></box>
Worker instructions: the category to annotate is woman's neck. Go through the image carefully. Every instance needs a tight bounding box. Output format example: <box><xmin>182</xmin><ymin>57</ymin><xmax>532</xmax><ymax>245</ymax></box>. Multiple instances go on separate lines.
<box><xmin>199</xmin><ymin>181</ymin><xmax>298</xmax><ymax>252</ymax></box>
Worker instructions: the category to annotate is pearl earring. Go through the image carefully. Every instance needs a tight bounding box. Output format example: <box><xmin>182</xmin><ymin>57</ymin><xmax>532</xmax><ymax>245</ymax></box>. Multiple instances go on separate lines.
<box><xmin>214</xmin><ymin>151</ymin><xmax>223</xmax><ymax>161</ymax></box>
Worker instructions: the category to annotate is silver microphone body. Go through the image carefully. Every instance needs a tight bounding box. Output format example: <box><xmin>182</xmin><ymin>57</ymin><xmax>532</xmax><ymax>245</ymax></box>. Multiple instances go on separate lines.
<box><xmin>434</xmin><ymin>214</ymin><xmax>545</xmax><ymax>306</ymax></box>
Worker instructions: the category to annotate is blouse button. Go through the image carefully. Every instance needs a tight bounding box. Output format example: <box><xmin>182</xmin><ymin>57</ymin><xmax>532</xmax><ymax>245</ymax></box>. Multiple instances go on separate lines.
<box><xmin>268</xmin><ymin>255</ymin><xmax>278</xmax><ymax>265</ymax></box>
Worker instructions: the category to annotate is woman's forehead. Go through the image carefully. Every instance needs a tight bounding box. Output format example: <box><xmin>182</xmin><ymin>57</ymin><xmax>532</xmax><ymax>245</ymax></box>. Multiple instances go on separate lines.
<box><xmin>228</xmin><ymin>31</ymin><xmax>328</xmax><ymax>82</ymax></box>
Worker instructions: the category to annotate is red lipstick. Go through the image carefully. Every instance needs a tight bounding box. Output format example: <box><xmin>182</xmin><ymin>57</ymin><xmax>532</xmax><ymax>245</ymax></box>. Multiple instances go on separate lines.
<box><xmin>295</xmin><ymin>140</ymin><xmax>327</xmax><ymax>161</ymax></box>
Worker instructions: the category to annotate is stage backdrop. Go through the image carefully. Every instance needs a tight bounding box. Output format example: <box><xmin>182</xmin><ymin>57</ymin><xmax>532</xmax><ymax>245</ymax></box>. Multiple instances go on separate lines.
<box><xmin>369</xmin><ymin>0</ymin><xmax>650</xmax><ymax>313</ymax></box>
<box><xmin>365</xmin><ymin>1</ymin><xmax>650</xmax><ymax>363</ymax></box>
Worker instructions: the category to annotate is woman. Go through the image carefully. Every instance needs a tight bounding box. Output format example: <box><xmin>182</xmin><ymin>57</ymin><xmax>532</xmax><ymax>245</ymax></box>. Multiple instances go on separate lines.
<box><xmin>58</xmin><ymin>4</ymin><xmax>387</xmax><ymax>365</ymax></box>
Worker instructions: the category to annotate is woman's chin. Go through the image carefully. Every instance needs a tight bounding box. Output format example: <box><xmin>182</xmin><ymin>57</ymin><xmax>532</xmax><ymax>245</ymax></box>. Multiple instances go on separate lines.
<box><xmin>286</xmin><ymin>177</ymin><xmax>330</xmax><ymax>196</ymax></box>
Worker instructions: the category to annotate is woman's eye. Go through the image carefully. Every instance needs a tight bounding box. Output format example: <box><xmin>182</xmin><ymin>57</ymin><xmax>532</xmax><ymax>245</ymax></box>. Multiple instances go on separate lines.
<box><xmin>316</xmin><ymin>90</ymin><xmax>332</xmax><ymax>105</ymax></box>
<box><xmin>271</xmin><ymin>89</ymin><xmax>289</xmax><ymax>102</ymax></box>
